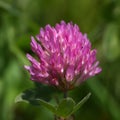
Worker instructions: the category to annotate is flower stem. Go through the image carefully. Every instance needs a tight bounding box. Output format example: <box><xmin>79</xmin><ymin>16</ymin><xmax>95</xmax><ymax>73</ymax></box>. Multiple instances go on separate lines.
<box><xmin>64</xmin><ymin>91</ymin><xmax>68</xmax><ymax>98</ymax></box>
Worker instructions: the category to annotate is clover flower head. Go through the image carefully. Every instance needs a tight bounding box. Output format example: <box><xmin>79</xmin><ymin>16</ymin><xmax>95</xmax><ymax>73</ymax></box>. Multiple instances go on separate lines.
<box><xmin>25</xmin><ymin>21</ymin><xmax>101</xmax><ymax>91</ymax></box>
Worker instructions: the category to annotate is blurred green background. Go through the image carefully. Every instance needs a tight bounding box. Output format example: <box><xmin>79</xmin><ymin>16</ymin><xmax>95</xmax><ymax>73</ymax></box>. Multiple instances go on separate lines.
<box><xmin>0</xmin><ymin>0</ymin><xmax>120</xmax><ymax>120</ymax></box>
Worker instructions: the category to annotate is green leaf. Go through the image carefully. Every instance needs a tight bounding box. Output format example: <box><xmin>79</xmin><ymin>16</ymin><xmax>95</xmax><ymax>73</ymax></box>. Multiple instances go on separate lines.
<box><xmin>15</xmin><ymin>89</ymin><xmax>43</xmax><ymax>105</ymax></box>
<box><xmin>15</xmin><ymin>92</ymin><xmax>29</xmax><ymax>103</ymax></box>
<box><xmin>56</xmin><ymin>97</ymin><xmax>75</xmax><ymax>118</ymax></box>
<box><xmin>15</xmin><ymin>90</ymin><xmax>91</xmax><ymax>118</ymax></box>
<box><xmin>15</xmin><ymin>89</ymin><xmax>57</xmax><ymax>113</ymax></box>
<box><xmin>15</xmin><ymin>91</ymin><xmax>38</xmax><ymax>105</ymax></box>
<box><xmin>72</xmin><ymin>93</ymin><xmax>91</xmax><ymax>114</ymax></box>
<box><xmin>36</xmin><ymin>99</ymin><xmax>56</xmax><ymax>113</ymax></box>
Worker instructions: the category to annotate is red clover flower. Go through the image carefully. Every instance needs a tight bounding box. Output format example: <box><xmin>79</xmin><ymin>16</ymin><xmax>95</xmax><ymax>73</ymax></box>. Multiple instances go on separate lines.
<box><xmin>25</xmin><ymin>21</ymin><xmax>101</xmax><ymax>91</ymax></box>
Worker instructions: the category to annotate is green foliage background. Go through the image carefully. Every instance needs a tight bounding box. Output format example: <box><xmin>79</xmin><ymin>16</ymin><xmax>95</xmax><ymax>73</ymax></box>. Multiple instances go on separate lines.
<box><xmin>0</xmin><ymin>0</ymin><xmax>120</xmax><ymax>120</ymax></box>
